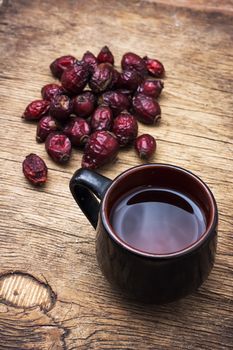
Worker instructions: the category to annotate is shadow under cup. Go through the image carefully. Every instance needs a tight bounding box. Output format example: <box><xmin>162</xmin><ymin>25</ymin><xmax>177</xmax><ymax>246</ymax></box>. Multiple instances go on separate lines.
<box><xmin>70</xmin><ymin>164</ymin><xmax>218</xmax><ymax>303</ymax></box>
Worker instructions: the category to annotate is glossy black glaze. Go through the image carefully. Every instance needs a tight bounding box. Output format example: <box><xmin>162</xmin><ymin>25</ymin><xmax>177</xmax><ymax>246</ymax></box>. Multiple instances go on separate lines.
<box><xmin>70</xmin><ymin>164</ymin><xmax>218</xmax><ymax>303</ymax></box>
<box><xmin>70</xmin><ymin>168</ymin><xmax>112</xmax><ymax>228</ymax></box>
<box><xmin>96</xmin><ymin>221</ymin><xmax>217</xmax><ymax>302</ymax></box>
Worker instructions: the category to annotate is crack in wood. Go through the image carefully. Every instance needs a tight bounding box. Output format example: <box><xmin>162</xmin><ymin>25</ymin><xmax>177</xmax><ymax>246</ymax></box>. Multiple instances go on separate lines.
<box><xmin>0</xmin><ymin>307</ymin><xmax>68</xmax><ymax>350</ymax></box>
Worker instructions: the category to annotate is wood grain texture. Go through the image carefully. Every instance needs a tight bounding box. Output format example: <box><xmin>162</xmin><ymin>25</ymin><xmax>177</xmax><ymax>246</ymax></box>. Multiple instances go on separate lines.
<box><xmin>0</xmin><ymin>0</ymin><xmax>232</xmax><ymax>349</ymax></box>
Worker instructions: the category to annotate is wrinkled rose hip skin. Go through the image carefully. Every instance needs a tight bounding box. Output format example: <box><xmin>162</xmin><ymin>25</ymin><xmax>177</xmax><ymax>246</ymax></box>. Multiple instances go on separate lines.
<box><xmin>45</xmin><ymin>132</ymin><xmax>71</xmax><ymax>163</ymax></box>
<box><xmin>63</xmin><ymin>117</ymin><xmax>90</xmax><ymax>147</ymax></box>
<box><xmin>50</xmin><ymin>55</ymin><xmax>77</xmax><ymax>79</ymax></box>
<box><xmin>82</xmin><ymin>51</ymin><xmax>98</xmax><ymax>74</ymax></box>
<box><xmin>118</xmin><ymin>69</ymin><xmax>143</xmax><ymax>92</ymax></box>
<box><xmin>115</xmin><ymin>88</ymin><xmax>132</xmax><ymax>97</ymax></box>
<box><xmin>22</xmin><ymin>100</ymin><xmax>50</xmax><ymax>121</ymax></box>
<box><xmin>89</xmin><ymin>63</ymin><xmax>113</xmax><ymax>94</ymax></box>
<box><xmin>143</xmin><ymin>56</ymin><xmax>165</xmax><ymax>77</ymax></box>
<box><xmin>100</xmin><ymin>91</ymin><xmax>130</xmax><ymax>116</ymax></box>
<box><xmin>82</xmin><ymin>131</ymin><xmax>119</xmax><ymax>169</ymax></box>
<box><xmin>23</xmin><ymin>153</ymin><xmax>47</xmax><ymax>185</ymax></box>
<box><xmin>121</xmin><ymin>52</ymin><xmax>147</xmax><ymax>75</ymax></box>
<box><xmin>90</xmin><ymin>105</ymin><xmax>113</xmax><ymax>131</ymax></box>
<box><xmin>41</xmin><ymin>84</ymin><xmax>64</xmax><ymax>101</ymax></box>
<box><xmin>97</xmin><ymin>46</ymin><xmax>114</xmax><ymax>65</ymax></box>
<box><xmin>113</xmin><ymin>113</ymin><xmax>138</xmax><ymax>147</ymax></box>
<box><xmin>109</xmin><ymin>68</ymin><xmax>121</xmax><ymax>89</ymax></box>
<box><xmin>36</xmin><ymin>115</ymin><xmax>58</xmax><ymax>143</ymax></box>
<box><xmin>135</xmin><ymin>134</ymin><xmax>156</xmax><ymax>159</ymax></box>
<box><xmin>137</xmin><ymin>80</ymin><xmax>164</xmax><ymax>98</ymax></box>
<box><xmin>22</xmin><ymin>47</ymin><xmax>165</xmax><ymax>177</ymax></box>
<box><xmin>50</xmin><ymin>94</ymin><xmax>73</xmax><ymax>121</ymax></box>
<box><xmin>132</xmin><ymin>93</ymin><xmax>161</xmax><ymax>124</ymax></box>
<box><xmin>73</xmin><ymin>91</ymin><xmax>96</xmax><ymax>118</ymax></box>
<box><xmin>61</xmin><ymin>62</ymin><xmax>89</xmax><ymax>95</ymax></box>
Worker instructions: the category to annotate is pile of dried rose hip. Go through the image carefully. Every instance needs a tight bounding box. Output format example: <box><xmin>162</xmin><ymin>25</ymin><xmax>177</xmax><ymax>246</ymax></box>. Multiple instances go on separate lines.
<box><xmin>22</xmin><ymin>46</ymin><xmax>165</xmax><ymax>185</ymax></box>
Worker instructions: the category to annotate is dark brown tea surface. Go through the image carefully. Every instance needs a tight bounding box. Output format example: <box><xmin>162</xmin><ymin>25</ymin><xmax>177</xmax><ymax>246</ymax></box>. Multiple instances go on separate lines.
<box><xmin>110</xmin><ymin>186</ymin><xmax>206</xmax><ymax>254</ymax></box>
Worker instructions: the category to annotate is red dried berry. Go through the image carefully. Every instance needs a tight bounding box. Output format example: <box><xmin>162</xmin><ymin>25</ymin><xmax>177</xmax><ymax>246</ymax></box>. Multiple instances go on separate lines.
<box><xmin>36</xmin><ymin>115</ymin><xmax>58</xmax><ymax>143</ymax></box>
<box><xmin>22</xmin><ymin>100</ymin><xmax>50</xmax><ymax>121</ymax></box>
<box><xmin>50</xmin><ymin>55</ymin><xmax>77</xmax><ymax>79</ymax></box>
<box><xmin>50</xmin><ymin>94</ymin><xmax>73</xmax><ymax>121</ymax></box>
<box><xmin>45</xmin><ymin>132</ymin><xmax>71</xmax><ymax>163</ymax></box>
<box><xmin>115</xmin><ymin>88</ymin><xmax>132</xmax><ymax>97</ymax></box>
<box><xmin>41</xmin><ymin>84</ymin><xmax>64</xmax><ymax>101</ymax></box>
<box><xmin>61</xmin><ymin>62</ymin><xmax>89</xmax><ymax>95</ymax></box>
<box><xmin>90</xmin><ymin>105</ymin><xmax>113</xmax><ymax>132</ymax></box>
<box><xmin>135</xmin><ymin>134</ymin><xmax>156</xmax><ymax>159</ymax></box>
<box><xmin>82</xmin><ymin>131</ymin><xmax>119</xmax><ymax>169</ymax></box>
<box><xmin>97</xmin><ymin>46</ymin><xmax>114</xmax><ymax>65</ymax></box>
<box><xmin>100</xmin><ymin>91</ymin><xmax>130</xmax><ymax>116</ymax></box>
<box><xmin>121</xmin><ymin>52</ymin><xmax>147</xmax><ymax>75</ymax></box>
<box><xmin>118</xmin><ymin>69</ymin><xmax>143</xmax><ymax>91</ymax></box>
<box><xmin>109</xmin><ymin>68</ymin><xmax>121</xmax><ymax>89</ymax></box>
<box><xmin>63</xmin><ymin>117</ymin><xmax>90</xmax><ymax>147</ymax></box>
<box><xmin>113</xmin><ymin>113</ymin><xmax>138</xmax><ymax>147</ymax></box>
<box><xmin>82</xmin><ymin>51</ymin><xmax>98</xmax><ymax>74</ymax></box>
<box><xmin>137</xmin><ymin>79</ymin><xmax>164</xmax><ymax>98</ymax></box>
<box><xmin>73</xmin><ymin>91</ymin><xmax>96</xmax><ymax>118</ymax></box>
<box><xmin>132</xmin><ymin>93</ymin><xmax>161</xmax><ymax>124</ymax></box>
<box><xmin>143</xmin><ymin>56</ymin><xmax>165</xmax><ymax>77</ymax></box>
<box><xmin>89</xmin><ymin>63</ymin><xmax>113</xmax><ymax>94</ymax></box>
<box><xmin>23</xmin><ymin>153</ymin><xmax>47</xmax><ymax>185</ymax></box>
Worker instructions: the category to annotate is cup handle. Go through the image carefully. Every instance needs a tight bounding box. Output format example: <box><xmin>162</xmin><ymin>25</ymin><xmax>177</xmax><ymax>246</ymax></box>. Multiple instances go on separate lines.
<box><xmin>70</xmin><ymin>169</ymin><xmax>112</xmax><ymax>229</ymax></box>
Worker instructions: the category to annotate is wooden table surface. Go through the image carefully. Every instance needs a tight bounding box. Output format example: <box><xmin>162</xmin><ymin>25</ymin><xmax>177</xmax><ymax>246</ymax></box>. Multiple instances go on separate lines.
<box><xmin>0</xmin><ymin>1</ymin><xmax>232</xmax><ymax>349</ymax></box>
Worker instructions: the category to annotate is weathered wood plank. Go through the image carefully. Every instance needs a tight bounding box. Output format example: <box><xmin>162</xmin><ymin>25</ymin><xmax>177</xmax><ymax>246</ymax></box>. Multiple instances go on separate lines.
<box><xmin>0</xmin><ymin>0</ymin><xmax>232</xmax><ymax>349</ymax></box>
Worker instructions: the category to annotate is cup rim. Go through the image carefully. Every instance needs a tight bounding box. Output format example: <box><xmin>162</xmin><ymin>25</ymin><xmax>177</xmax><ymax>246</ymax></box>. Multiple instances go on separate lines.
<box><xmin>101</xmin><ymin>163</ymin><xmax>218</xmax><ymax>259</ymax></box>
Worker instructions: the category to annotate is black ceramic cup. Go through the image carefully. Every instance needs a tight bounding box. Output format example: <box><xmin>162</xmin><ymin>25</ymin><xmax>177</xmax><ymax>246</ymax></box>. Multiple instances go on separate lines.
<box><xmin>70</xmin><ymin>164</ymin><xmax>218</xmax><ymax>303</ymax></box>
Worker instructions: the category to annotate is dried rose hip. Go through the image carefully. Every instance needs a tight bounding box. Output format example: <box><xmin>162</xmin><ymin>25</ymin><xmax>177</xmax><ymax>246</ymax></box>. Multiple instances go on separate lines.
<box><xmin>82</xmin><ymin>51</ymin><xmax>98</xmax><ymax>73</ymax></box>
<box><xmin>135</xmin><ymin>134</ymin><xmax>156</xmax><ymax>159</ymax></box>
<box><xmin>22</xmin><ymin>49</ymin><xmax>165</xmax><ymax>181</ymax></box>
<box><xmin>22</xmin><ymin>100</ymin><xmax>50</xmax><ymax>121</ymax></box>
<box><xmin>82</xmin><ymin>131</ymin><xmax>119</xmax><ymax>169</ymax></box>
<box><xmin>121</xmin><ymin>52</ymin><xmax>147</xmax><ymax>75</ymax></box>
<box><xmin>118</xmin><ymin>69</ymin><xmax>143</xmax><ymax>91</ymax></box>
<box><xmin>115</xmin><ymin>88</ymin><xmax>132</xmax><ymax>97</ymax></box>
<box><xmin>97</xmin><ymin>46</ymin><xmax>114</xmax><ymax>65</ymax></box>
<box><xmin>63</xmin><ymin>117</ymin><xmax>90</xmax><ymax>147</ymax></box>
<box><xmin>137</xmin><ymin>79</ymin><xmax>164</xmax><ymax>98</ymax></box>
<box><xmin>61</xmin><ymin>62</ymin><xmax>89</xmax><ymax>95</ymax></box>
<box><xmin>100</xmin><ymin>91</ymin><xmax>130</xmax><ymax>116</ymax></box>
<box><xmin>23</xmin><ymin>153</ymin><xmax>47</xmax><ymax>185</ymax></box>
<box><xmin>50</xmin><ymin>55</ymin><xmax>77</xmax><ymax>79</ymax></box>
<box><xmin>109</xmin><ymin>68</ymin><xmax>121</xmax><ymax>89</ymax></box>
<box><xmin>50</xmin><ymin>94</ymin><xmax>73</xmax><ymax>121</ymax></box>
<box><xmin>36</xmin><ymin>115</ymin><xmax>58</xmax><ymax>143</ymax></box>
<box><xmin>132</xmin><ymin>93</ymin><xmax>161</xmax><ymax>124</ymax></box>
<box><xmin>90</xmin><ymin>105</ymin><xmax>113</xmax><ymax>132</ymax></box>
<box><xmin>113</xmin><ymin>113</ymin><xmax>138</xmax><ymax>147</ymax></box>
<box><xmin>143</xmin><ymin>56</ymin><xmax>165</xmax><ymax>77</ymax></box>
<box><xmin>41</xmin><ymin>83</ymin><xmax>64</xmax><ymax>101</ymax></box>
<box><xmin>45</xmin><ymin>132</ymin><xmax>71</xmax><ymax>163</ymax></box>
<box><xmin>73</xmin><ymin>91</ymin><xmax>96</xmax><ymax>118</ymax></box>
<box><xmin>89</xmin><ymin>63</ymin><xmax>113</xmax><ymax>93</ymax></box>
